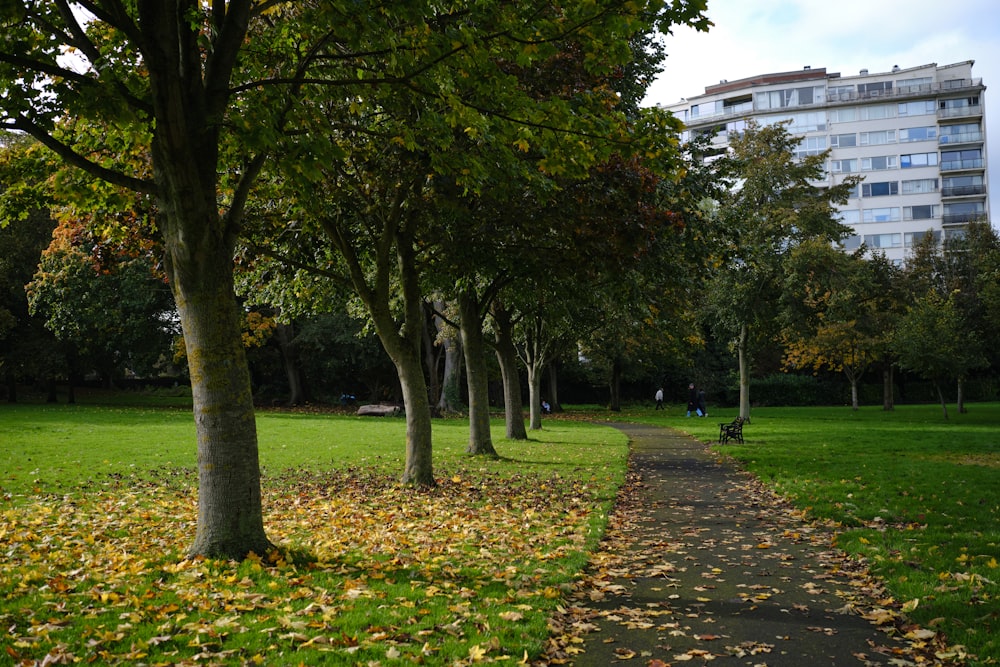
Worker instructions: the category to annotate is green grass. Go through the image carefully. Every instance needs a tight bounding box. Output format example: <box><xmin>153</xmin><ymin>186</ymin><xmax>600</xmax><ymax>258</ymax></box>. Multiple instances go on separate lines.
<box><xmin>625</xmin><ymin>402</ymin><xmax>1000</xmax><ymax>665</ymax></box>
<box><xmin>0</xmin><ymin>395</ymin><xmax>628</xmax><ymax>665</ymax></box>
<box><xmin>4</xmin><ymin>395</ymin><xmax>1000</xmax><ymax>664</ymax></box>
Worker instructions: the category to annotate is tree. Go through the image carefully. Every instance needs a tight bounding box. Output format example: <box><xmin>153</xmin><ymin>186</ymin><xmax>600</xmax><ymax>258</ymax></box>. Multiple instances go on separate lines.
<box><xmin>247</xmin><ymin>2</ymin><xmax>712</xmax><ymax>471</ymax></box>
<box><xmin>900</xmin><ymin>222</ymin><xmax>998</xmax><ymax>411</ymax></box>
<box><xmin>893</xmin><ymin>290</ymin><xmax>984</xmax><ymax>419</ymax></box>
<box><xmin>27</xmin><ymin>217</ymin><xmax>177</xmax><ymax>385</ymax></box>
<box><xmin>0</xmin><ymin>2</ymin><xmax>315</xmax><ymax>558</ymax></box>
<box><xmin>780</xmin><ymin>241</ymin><xmax>902</xmax><ymax>410</ymax></box>
<box><xmin>704</xmin><ymin>121</ymin><xmax>858</xmax><ymax>419</ymax></box>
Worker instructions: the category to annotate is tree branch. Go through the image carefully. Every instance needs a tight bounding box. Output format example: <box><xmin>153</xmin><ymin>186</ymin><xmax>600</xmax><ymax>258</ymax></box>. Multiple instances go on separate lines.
<box><xmin>8</xmin><ymin>116</ymin><xmax>155</xmax><ymax>195</ymax></box>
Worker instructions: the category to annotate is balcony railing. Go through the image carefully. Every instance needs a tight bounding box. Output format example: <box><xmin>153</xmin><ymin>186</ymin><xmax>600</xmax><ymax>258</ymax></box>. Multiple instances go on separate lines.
<box><xmin>943</xmin><ymin>212</ymin><xmax>986</xmax><ymax>224</ymax></box>
<box><xmin>678</xmin><ymin>78</ymin><xmax>984</xmax><ymax>129</ymax></box>
<box><xmin>937</xmin><ymin>104</ymin><xmax>983</xmax><ymax>119</ymax></box>
<box><xmin>826</xmin><ymin>78</ymin><xmax>983</xmax><ymax>104</ymax></box>
<box><xmin>941</xmin><ymin>184</ymin><xmax>987</xmax><ymax>197</ymax></box>
<box><xmin>940</xmin><ymin>158</ymin><xmax>985</xmax><ymax>171</ymax></box>
<box><xmin>939</xmin><ymin>131</ymin><xmax>984</xmax><ymax>145</ymax></box>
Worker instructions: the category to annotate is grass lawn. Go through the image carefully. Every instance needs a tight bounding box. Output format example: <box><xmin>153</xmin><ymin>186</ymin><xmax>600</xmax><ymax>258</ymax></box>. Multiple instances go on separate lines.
<box><xmin>1</xmin><ymin>394</ymin><xmax>628</xmax><ymax>666</ymax></box>
<box><xmin>3</xmin><ymin>394</ymin><xmax>999</xmax><ymax>664</ymax></box>
<box><xmin>621</xmin><ymin>402</ymin><xmax>1000</xmax><ymax>665</ymax></box>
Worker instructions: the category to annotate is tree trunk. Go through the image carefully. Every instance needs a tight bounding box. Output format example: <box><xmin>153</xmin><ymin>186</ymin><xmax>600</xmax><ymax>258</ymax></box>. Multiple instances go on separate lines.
<box><xmin>882</xmin><ymin>365</ymin><xmax>895</xmax><ymax>411</ymax></box>
<box><xmin>547</xmin><ymin>361</ymin><xmax>562</xmax><ymax>413</ymax></box>
<box><xmin>395</xmin><ymin>347</ymin><xmax>436</xmax><ymax>485</ymax></box>
<box><xmin>275</xmin><ymin>322</ymin><xmax>306</xmax><ymax>406</ymax></box>
<box><xmin>527</xmin><ymin>361</ymin><xmax>544</xmax><ymax>429</ymax></box>
<box><xmin>170</xmin><ymin>253</ymin><xmax>273</xmax><ymax>560</ymax></box>
<box><xmin>458</xmin><ymin>290</ymin><xmax>498</xmax><ymax>456</ymax></box>
<box><xmin>609</xmin><ymin>357</ymin><xmax>622</xmax><ymax>412</ymax></box>
<box><xmin>957</xmin><ymin>377</ymin><xmax>967</xmax><ymax>413</ymax></box>
<box><xmin>492</xmin><ymin>303</ymin><xmax>527</xmax><ymax>440</ymax></box>
<box><xmin>438</xmin><ymin>334</ymin><xmax>463</xmax><ymax>413</ymax></box>
<box><xmin>423</xmin><ymin>302</ymin><xmax>443</xmax><ymax>410</ymax></box>
<box><xmin>934</xmin><ymin>381</ymin><xmax>949</xmax><ymax>420</ymax></box>
<box><xmin>433</xmin><ymin>301</ymin><xmax>464</xmax><ymax>414</ymax></box>
<box><xmin>738</xmin><ymin>323</ymin><xmax>751</xmax><ymax>420</ymax></box>
<box><xmin>850</xmin><ymin>378</ymin><xmax>859</xmax><ymax>411</ymax></box>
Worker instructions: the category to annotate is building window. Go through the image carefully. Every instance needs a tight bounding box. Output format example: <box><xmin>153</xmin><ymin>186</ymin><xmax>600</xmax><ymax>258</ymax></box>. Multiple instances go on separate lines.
<box><xmin>897</xmin><ymin>100</ymin><xmax>936</xmax><ymax>116</ymax></box>
<box><xmin>795</xmin><ymin>136</ymin><xmax>827</xmax><ymax>159</ymax></box>
<box><xmin>830</xmin><ymin>108</ymin><xmax>858</xmax><ymax>123</ymax></box>
<box><xmin>896</xmin><ymin>77</ymin><xmax>932</xmax><ymax>91</ymax></box>
<box><xmin>690</xmin><ymin>100</ymin><xmax>723</xmax><ymax>119</ymax></box>
<box><xmin>830</xmin><ymin>133</ymin><xmax>857</xmax><ymax>148</ymax></box>
<box><xmin>901</xmin><ymin>178</ymin><xmax>938</xmax><ymax>194</ymax></box>
<box><xmin>900</xmin><ymin>153</ymin><xmax>938</xmax><ymax>168</ymax></box>
<box><xmin>860</xmin><ymin>130</ymin><xmax>897</xmax><ymax>145</ymax></box>
<box><xmin>724</xmin><ymin>98</ymin><xmax>753</xmax><ymax>115</ymax></box>
<box><xmin>755</xmin><ymin>86</ymin><xmax>824</xmax><ymax>109</ymax></box>
<box><xmin>899</xmin><ymin>126</ymin><xmax>937</xmax><ymax>142</ymax></box>
<box><xmin>843</xmin><ymin>235</ymin><xmax>862</xmax><ymax>250</ymax></box>
<box><xmin>862</xmin><ymin>181</ymin><xmax>899</xmax><ymax>197</ymax></box>
<box><xmin>858</xmin><ymin>81</ymin><xmax>893</xmax><ymax>97</ymax></box>
<box><xmin>939</xmin><ymin>95</ymin><xmax>980</xmax><ymax>110</ymax></box>
<box><xmin>838</xmin><ymin>209</ymin><xmax>861</xmax><ymax>224</ymax></box>
<box><xmin>864</xmin><ymin>233</ymin><xmax>902</xmax><ymax>248</ymax></box>
<box><xmin>941</xmin><ymin>148</ymin><xmax>984</xmax><ymax>171</ymax></box>
<box><xmin>829</xmin><ymin>85</ymin><xmax>854</xmax><ymax>101</ymax></box>
<box><xmin>905</xmin><ymin>230</ymin><xmax>940</xmax><ymax>247</ymax></box>
<box><xmin>831</xmin><ymin>158</ymin><xmax>858</xmax><ymax>173</ymax></box>
<box><xmin>861</xmin><ymin>104</ymin><xmax>895</xmax><ymax>120</ymax></box>
<box><xmin>862</xmin><ymin>156</ymin><xmax>898</xmax><ymax>171</ymax></box>
<box><xmin>904</xmin><ymin>205</ymin><xmax>938</xmax><ymax>220</ymax></box>
<box><xmin>863</xmin><ymin>207</ymin><xmax>900</xmax><ymax>222</ymax></box>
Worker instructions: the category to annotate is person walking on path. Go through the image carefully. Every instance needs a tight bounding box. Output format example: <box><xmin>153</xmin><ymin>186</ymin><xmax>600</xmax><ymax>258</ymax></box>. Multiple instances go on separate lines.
<box><xmin>654</xmin><ymin>387</ymin><xmax>664</xmax><ymax>410</ymax></box>
<box><xmin>697</xmin><ymin>387</ymin><xmax>707</xmax><ymax>417</ymax></box>
<box><xmin>686</xmin><ymin>383</ymin><xmax>697</xmax><ymax>417</ymax></box>
<box><xmin>547</xmin><ymin>423</ymin><xmax>952</xmax><ymax>666</ymax></box>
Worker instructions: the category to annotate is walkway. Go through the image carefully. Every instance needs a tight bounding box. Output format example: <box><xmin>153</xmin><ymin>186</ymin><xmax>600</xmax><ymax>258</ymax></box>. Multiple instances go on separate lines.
<box><xmin>552</xmin><ymin>423</ymin><xmax>946</xmax><ymax>666</ymax></box>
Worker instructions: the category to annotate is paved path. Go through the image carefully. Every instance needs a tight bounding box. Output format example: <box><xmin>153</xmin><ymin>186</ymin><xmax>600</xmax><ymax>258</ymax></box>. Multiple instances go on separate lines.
<box><xmin>555</xmin><ymin>423</ymin><xmax>944</xmax><ymax>666</ymax></box>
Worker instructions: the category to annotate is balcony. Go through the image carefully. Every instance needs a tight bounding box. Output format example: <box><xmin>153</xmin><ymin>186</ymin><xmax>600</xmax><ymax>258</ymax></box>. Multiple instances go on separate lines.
<box><xmin>940</xmin><ymin>158</ymin><xmax>985</xmax><ymax>172</ymax></box>
<box><xmin>941</xmin><ymin>184</ymin><xmax>987</xmax><ymax>197</ymax></box>
<box><xmin>826</xmin><ymin>78</ymin><xmax>983</xmax><ymax>104</ymax></box>
<box><xmin>937</xmin><ymin>104</ymin><xmax>983</xmax><ymax>119</ymax></box>
<box><xmin>938</xmin><ymin>131</ymin><xmax>984</xmax><ymax>145</ymax></box>
<box><xmin>943</xmin><ymin>212</ymin><xmax>986</xmax><ymax>225</ymax></box>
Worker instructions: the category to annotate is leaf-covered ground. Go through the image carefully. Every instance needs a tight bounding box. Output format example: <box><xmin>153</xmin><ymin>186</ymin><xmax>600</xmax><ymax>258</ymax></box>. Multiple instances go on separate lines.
<box><xmin>1</xmin><ymin>466</ymin><xmax>603</xmax><ymax>666</ymax></box>
<box><xmin>543</xmin><ymin>424</ymin><xmax>974</xmax><ymax>666</ymax></box>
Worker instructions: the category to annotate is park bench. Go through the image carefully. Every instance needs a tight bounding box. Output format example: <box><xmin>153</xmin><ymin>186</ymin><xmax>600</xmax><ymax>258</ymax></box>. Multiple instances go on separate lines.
<box><xmin>718</xmin><ymin>416</ymin><xmax>746</xmax><ymax>444</ymax></box>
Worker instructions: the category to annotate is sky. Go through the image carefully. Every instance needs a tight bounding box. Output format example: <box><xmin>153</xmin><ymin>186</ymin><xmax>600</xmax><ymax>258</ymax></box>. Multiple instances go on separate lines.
<box><xmin>641</xmin><ymin>0</ymin><xmax>1000</xmax><ymax>217</ymax></box>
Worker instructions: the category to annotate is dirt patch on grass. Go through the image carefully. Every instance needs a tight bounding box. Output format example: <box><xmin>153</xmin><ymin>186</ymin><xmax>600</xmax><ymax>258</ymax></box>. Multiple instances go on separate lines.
<box><xmin>920</xmin><ymin>453</ymin><xmax>1000</xmax><ymax>468</ymax></box>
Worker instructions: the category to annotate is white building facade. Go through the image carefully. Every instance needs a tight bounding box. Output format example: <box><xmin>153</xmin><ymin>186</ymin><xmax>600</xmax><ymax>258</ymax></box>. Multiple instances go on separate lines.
<box><xmin>664</xmin><ymin>61</ymin><xmax>988</xmax><ymax>264</ymax></box>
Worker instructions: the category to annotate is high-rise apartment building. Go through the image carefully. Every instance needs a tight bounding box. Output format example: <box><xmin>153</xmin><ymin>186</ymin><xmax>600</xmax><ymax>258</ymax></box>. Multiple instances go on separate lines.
<box><xmin>663</xmin><ymin>61</ymin><xmax>988</xmax><ymax>264</ymax></box>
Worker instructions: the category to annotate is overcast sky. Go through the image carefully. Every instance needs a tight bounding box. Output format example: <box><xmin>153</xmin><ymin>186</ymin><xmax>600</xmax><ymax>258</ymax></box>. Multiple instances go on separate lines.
<box><xmin>642</xmin><ymin>0</ymin><xmax>999</xmax><ymax>216</ymax></box>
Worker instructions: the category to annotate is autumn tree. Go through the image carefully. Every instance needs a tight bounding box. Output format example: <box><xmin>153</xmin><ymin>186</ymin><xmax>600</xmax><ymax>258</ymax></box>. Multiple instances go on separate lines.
<box><xmin>703</xmin><ymin>121</ymin><xmax>858</xmax><ymax>419</ymax></box>
<box><xmin>780</xmin><ymin>241</ymin><xmax>902</xmax><ymax>410</ymax></box>
<box><xmin>27</xmin><ymin>214</ymin><xmax>176</xmax><ymax>386</ymax></box>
